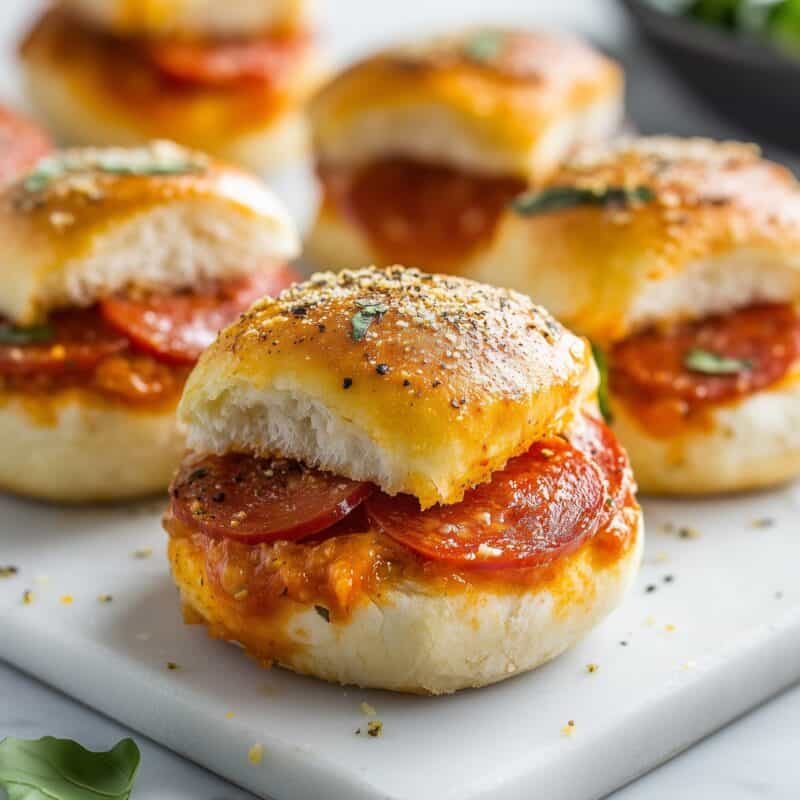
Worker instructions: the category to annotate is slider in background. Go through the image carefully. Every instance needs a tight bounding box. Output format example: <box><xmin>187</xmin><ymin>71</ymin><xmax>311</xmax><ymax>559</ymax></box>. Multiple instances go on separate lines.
<box><xmin>166</xmin><ymin>266</ymin><xmax>643</xmax><ymax>694</ymax></box>
<box><xmin>472</xmin><ymin>136</ymin><xmax>800</xmax><ymax>494</ymax></box>
<box><xmin>19</xmin><ymin>0</ymin><xmax>323</xmax><ymax>172</ymax></box>
<box><xmin>0</xmin><ymin>141</ymin><xmax>299</xmax><ymax>503</ymax></box>
<box><xmin>305</xmin><ymin>28</ymin><xmax>624</xmax><ymax>274</ymax></box>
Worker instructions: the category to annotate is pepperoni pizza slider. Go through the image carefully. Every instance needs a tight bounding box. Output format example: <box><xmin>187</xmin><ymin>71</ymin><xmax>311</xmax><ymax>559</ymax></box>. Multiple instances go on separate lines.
<box><xmin>305</xmin><ymin>28</ymin><xmax>624</xmax><ymax>274</ymax></box>
<box><xmin>19</xmin><ymin>0</ymin><xmax>320</xmax><ymax>172</ymax></box>
<box><xmin>473</xmin><ymin>137</ymin><xmax>800</xmax><ymax>494</ymax></box>
<box><xmin>0</xmin><ymin>141</ymin><xmax>299</xmax><ymax>503</ymax></box>
<box><xmin>0</xmin><ymin>104</ymin><xmax>52</xmax><ymax>189</ymax></box>
<box><xmin>165</xmin><ymin>266</ymin><xmax>643</xmax><ymax>694</ymax></box>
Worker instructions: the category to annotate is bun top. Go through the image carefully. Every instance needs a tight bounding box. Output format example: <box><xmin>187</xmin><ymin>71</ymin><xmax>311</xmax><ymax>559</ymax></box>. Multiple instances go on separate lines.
<box><xmin>310</xmin><ymin>28</ymin><xmax>623</xmax><ymax>179</ymax></box>
<box><xmin>179</xmin><ymin>265</ymin><xmax>598</xmax><ymax>509</ymax></box>
<box><xmin>59</xmin><ymin>0</ymin><xmax>309</xmax><ymax>37</ymax></box>
<box><xmin>0</xmin><ymin>141</ymin><xmax>299</xmax><ymax>324</ymax></box>
<box><xmin>474</xmin><ymin>136</ymin><xmax>800</xmax><ymax>343</ymax></box>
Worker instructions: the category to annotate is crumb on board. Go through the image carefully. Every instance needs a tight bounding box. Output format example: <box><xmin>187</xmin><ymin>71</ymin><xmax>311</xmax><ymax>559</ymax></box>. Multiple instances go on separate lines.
<box><xmin>360</xmin><ymin>701</ymin><xmax>377</xmax><ymax>717</ymax></box>
<box><xmin>35</xmin><ymin>574</ymin><xmax>49</xmax><ymax>584</ymax></box>
<box><xmin>561</xmin><ymin>720</ymin><xmax>576</xmax><ymax>737</ymax></box>
<box><xmin>586</xmin><ymin>663</ymin><xmax>599</xmax><ymax>674</ymax></box>
<box><xmin>664</xmin><ymin>624</ymin><xmax>676</xmax><ymax>633</ymax></box>
<box><xmin>0</xmin><ymin>566</ymin><xmax>19</xmax><ymax>579</ymax></box>
<box><xmin>644</xmin><ymin>615</ymin><xmax>656</xmax><ymax>627</ymax></box>
<box><xmin>678</xmin><ymin>526</ymin><xmax>701</xmax><ymax>540</ymax></box>
<box><xmin>97</xmin><ymin>594</ymin><xmax>113</xmax><ymax>603</ymax></box>
<box><xmin>132</xmin><ymin>547</ymin><xmax>153</xmax><ymax>559</ymax></box>
<box><xmin>60</xmin><ymin>595</ymin><xmax>73</xmax><ymax>605</ymax></box>
<box><xmin>367</xmin><ymin>720</ymin><xmax>383</xmax><ymax>738</ymax></box>
<box><xmin>751</xmin><ymin>517</ymin><xmax>775</xmax><ymax>529</ymax></box>
<box><xmin>248</xmin><ymin>744</ymin><xmax>264</xmax><ymax>765</ymax></box>
<box><xmin>166</xmin><ymin>661</ymin><xmax>180</xmax><ymax>671</ymax></box>
<box><xmin>22</xmin><ymin>589</ymin><xmax>34</xmax><ymax>605</ymax></box>
<box><xmin>225</xmin><ymin>711</ymin><xmax>235</xmax><ymax>720</ymax></box>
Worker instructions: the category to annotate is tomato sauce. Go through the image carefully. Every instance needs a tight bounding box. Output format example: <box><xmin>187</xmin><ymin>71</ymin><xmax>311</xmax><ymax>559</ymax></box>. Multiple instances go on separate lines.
<box><xmin>0</xmin><ymin>268</ymin><xmax>295</xmax><ymax>408</ymax></box>
<box><xmin>165</xmin><ymin>415</ymin><xmax>639</xmax><ymax>623</ymax></box>
<box><xmin>610</xmin><ymin>303</ymin><xmax>800</xmax><ymax>437</ymax></box>
<box><xmin>319</xmin><ymin>159</ymin><xmax>526</xmax><ymax>270</ymax></box>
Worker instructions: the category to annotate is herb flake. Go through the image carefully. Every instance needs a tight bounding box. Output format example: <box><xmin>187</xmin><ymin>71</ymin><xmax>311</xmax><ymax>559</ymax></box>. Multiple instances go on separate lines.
<box><xmin>512</xmin><ymin>185</ymin><xmax>655</xmax><ymax>216</ymax></box>
<box><xmin>684</xmin><ymin>348</ymin><xmax>752</xmax><ymax>375</ymax></box>
<box><xmin>463</xmin><ymin>31</ymin><xmax>505</xmax><ymax>62</ymax></box>
<box><xmin>351</xmin><ymin>300</ymin><xmax>388</xmax><ymax>342</ymax></box>
<box><xmin>0</xmin><ymin>323</ymin><xmax>54</xmax><ymax>345</ymax></box>
<box><xmin>591</xmin><ymin>343</ymin><xmax>613</xmax><ymax>423</ymax></box>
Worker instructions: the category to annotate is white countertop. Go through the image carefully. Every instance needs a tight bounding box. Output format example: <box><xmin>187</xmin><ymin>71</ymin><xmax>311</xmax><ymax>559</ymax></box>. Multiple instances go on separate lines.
<box><xmin>2</xmin><ymin>1</ymin><xmax>799</xmax><ymax>798</ymax></box>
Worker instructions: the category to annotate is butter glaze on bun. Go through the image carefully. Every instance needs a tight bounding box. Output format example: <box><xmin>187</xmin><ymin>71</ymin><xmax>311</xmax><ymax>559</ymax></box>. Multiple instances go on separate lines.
<box><xmin>167</xmin><ymin>265</ymin><xmax>643</xmax><ymax>693</ymax></box>
<box><xmin>474</xmin><ymin>137</ymin><xmax>800</xmax><ymax>344</ymax></box>
<box><xmin>59</xmin><ymin>0</ymin><xmax>309</xmax><ymax>37</ymax></box>
<box><xmin>179</xmin><ymin>266</ymin><xmax>598</xmax><ymax>508</ymax></box>
<box><xmin>310</xmin><ymin>28</ymin><xmax>624</xmax><ymax>180</ymax></box>
<box><xmin>0</xmin><ymin>141</ymin><xmax>298</xmax><ymax>325</ymax></box>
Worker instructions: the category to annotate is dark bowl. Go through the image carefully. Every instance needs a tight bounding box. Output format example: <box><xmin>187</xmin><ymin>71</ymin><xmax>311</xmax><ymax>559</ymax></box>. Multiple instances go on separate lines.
<box><xmin>621</xmin><ymin>0</ymin><xmax>800</xmax><ymax>151</ymax></box>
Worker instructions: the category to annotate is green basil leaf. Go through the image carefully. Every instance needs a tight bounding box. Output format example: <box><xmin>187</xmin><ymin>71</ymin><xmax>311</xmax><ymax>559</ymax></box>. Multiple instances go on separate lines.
<box><xmin>684</xmin><ymin>348</ymin><xmax>753</xmax><ymax>375</ymax></box>
<box><xmin>0</xmin><ymin>736</ymin><xmax>141</xmax><ymax>800</ymax></box>
<box><xmin>463</xmin><ymin>31</ymin><xmax>505</xmax><ymax>62</ymax></box>
<box><xmin>591</xmin><ymin>343</ymin><xmax>613</xmax><ymax>424</ymax></box>
<box><xmin>351</xmin><ymin>300</ymin><xmax>388</xmax><ymax>342</ymax></box>
<box><xmin>0</xmin><ymin>323</ymin><xmax>54</xmax><ymax>345</ymax></box>
<box><xmin>512</xmin><ymin>185</ymin><xmax>655</xmax><ymax>216</ymax></box>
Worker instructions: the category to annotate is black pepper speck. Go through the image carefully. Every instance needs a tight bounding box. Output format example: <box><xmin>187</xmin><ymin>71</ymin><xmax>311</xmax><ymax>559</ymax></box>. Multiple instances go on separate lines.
<box><xmin>376</xmin><ymin>364</ymin><xmax>390</xmax><ymax>375</ymax></box>
<box><xmin>343</xmin><ymin>377</ymin><xmax>353</xmax><ymax>389</ymax></box>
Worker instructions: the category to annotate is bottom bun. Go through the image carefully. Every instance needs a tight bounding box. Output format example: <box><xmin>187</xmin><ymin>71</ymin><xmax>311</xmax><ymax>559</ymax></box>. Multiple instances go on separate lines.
<box><xmin>168</xmin><ymin>512</ymin><xmax>643</xmax><ymax>694</ymax></box>
<box><xmin>611</xmin><ymin>372</ymin><xmax>800</xmax><ymax>495</ymax></box>
<box><xmin>0</xmin><ymin>390</ymin><xmax>184</xmax><ymax>503</ymax></box>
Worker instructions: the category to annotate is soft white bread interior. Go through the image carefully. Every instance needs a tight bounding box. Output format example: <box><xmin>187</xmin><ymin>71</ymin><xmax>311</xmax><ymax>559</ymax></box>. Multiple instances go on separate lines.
<box><xmin>472</xmin><ymin>137</ymin><xmax>800</xmax><ymax>344</ymax></box>
<box><xmin>179</xmin><ymin>266</ymin><xmax>598</xmax><ymax>509</ymax></box>
<box><xmin>0</xmin><ymin>142</ymin><xmax>299</xmax><ymax>324</ymax></box>
<box><xmin>170</xmin><ymin>509</ymin><xmax>643</xmax><ymax>694</ymax></box>
<box><xmin>59</xmin><ymin>0</ymin><xmax>310</xmax><ymax>37</ymax></box>
<box><xmin>0</xmin><ymin>391</ymin><xmax>184</xmax><ymax>502</ymax></box>
<box><xmin>611</xmin><ymin>364</ymin><xmax>800</xmax><ymax>495</ymax></box>
<box><xmin>310</xmin><ymin>28</ymin><xmax>623</xmax><ymax>180</ymax></box>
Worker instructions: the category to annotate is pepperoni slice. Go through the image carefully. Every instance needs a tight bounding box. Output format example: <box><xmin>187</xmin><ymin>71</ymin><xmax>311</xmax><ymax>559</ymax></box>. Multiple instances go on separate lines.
<box><xmin>610</xmin><ymin>303</ymin><xmax>800</xmax><ymax>407</ymax></box>
<box><xmin>100</xmin><ymin>266</ymin><xmax>297</xmax><ymax>365</ymax></box>
<box><xmin>147</xmin><ymin>31</ymin><xmax>310</xmax><ymax>87</ymax></box>
<box><xmin>0</xmin><ymin>105</ymin><xmax>52</xmax><ymax>188</ymax></box>
<box><xmin>0</xmin><ymin>308</ymin><xmax>128</xmax><ymax>376</ymax></box>
<box><xmin>365</xmin><ymin>438</ymin><xmax>606</xmax><ymax>570</ymax></box>
<box><xmin>170</xmin><ymin>454</ymin><xmax>375</xmax><ymax>544</ymax></box>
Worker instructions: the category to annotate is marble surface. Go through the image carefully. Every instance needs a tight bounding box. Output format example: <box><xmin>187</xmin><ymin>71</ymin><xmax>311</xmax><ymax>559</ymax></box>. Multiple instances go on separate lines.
<box><xmin>2</xmin><ymin>1</ymin><xmax>800</xmax><ymax>798</ymax></box>
<box><xmin>4</xmin><ymin>658</ymin><xmax>800</xmax><ymax>799</ymax></box>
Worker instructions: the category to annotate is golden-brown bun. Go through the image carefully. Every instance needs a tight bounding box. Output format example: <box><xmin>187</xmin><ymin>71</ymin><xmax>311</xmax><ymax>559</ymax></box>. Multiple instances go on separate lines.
<box><xmin>0</xmin><ymin>141</ymin><xmax>298</xmax><ymax>325</ymax></box>
<box><xmin>473</xmin><ymin>137</ymin><xmax>800</xmax><ymax>345</ymax></box>
<box><xmin>20</xmin><ymin>9</ymin><xmax>321</xmax><ymax>173</ymax></box>
<box><xmin>611</xmin><ymin>365</ymin><xmax>800</xmax><ymax>495</ymax></box>
<box><xmin>179</xmin><ymin>266</ymin><xmax>598</xmax><ymax>509</ymax></box>
<box><xmin>60</xmin><ymin>0</ymin><xmax>309</xmax><ymax>37</ymax></box>
<box><xmin>310</xmin><ymin>28</ymin><xmax>623</xmax><ymax>180</ymax></box>
<box><xmin>169</xmin><ymin>508</ymin><xmax>642</xmax><ymax>694</ymax></box>
<box><xmin>0</xmin><ymin>390</ymin><xmax>183</xmax><ymax>502</ymax></box>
